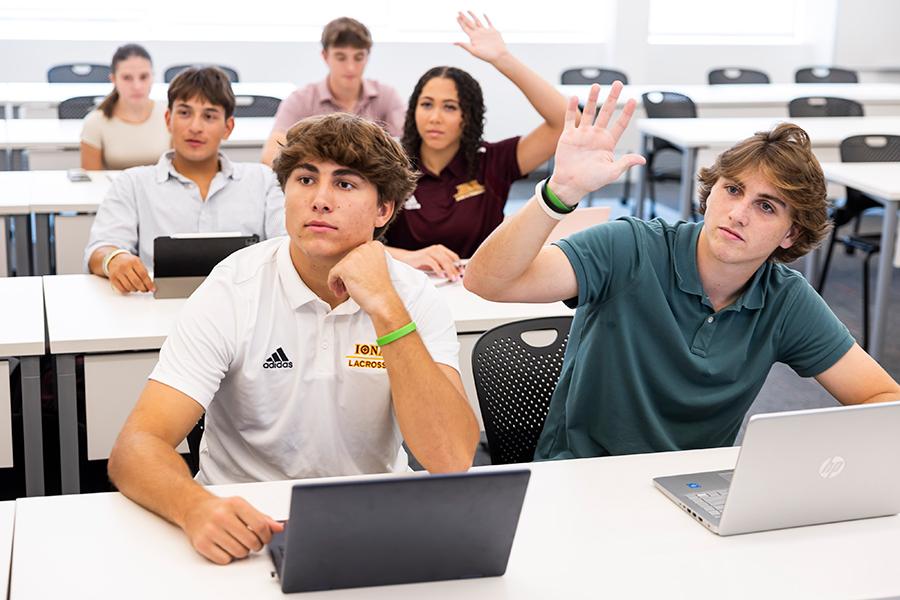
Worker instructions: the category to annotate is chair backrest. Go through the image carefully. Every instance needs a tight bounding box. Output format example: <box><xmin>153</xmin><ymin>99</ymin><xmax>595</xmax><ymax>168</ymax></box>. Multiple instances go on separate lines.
<box><xmin>788</xmin><ymin>96</ymin><xmax>864</xmax><ymax>118</ymax></box>
<box><xmin>472</xmin><ymin>316</ymin><xmax>573</xmax><ymax>465</ymax></box>
<box><xmin>641</xmin><ymin>91</ymin><xmax>697</xmax><ymax>118</ymax></box>
<box><xmin>164</xmin><ymin>64</ymin><xmax>240</xmax><ymax>83</ymax></box>
<box><xmin>840</xmin><ymin>135</ymin><xmax>900</xmax><ymax>163</ymax></box>
<box><xmin>560</xmin><ymin>67</ymin><xmax>629</xmax><ymax>85</ymax></box>
<box><xmin>233</xmin><ymin>95</ymin><xmax>281</xmax><ymax>117</ymax></box>
<box><xmin>707</xmin><ymin>68</ymin><xmax>770</xmax><ymax>85</ymax></box>
<box><xmin>47</xmin><ymin>64</ymin><xmax>111</xmax><ymax>83</ymax></box>
<box><xmin>58</xmin><ymin>95</ymin><xmax>105</xmax><ymax>119</ymax></box>
<box><xmin>795</xmin><ymin>67</ymin><xmax>858</xmax><ymax>84</ymax></box>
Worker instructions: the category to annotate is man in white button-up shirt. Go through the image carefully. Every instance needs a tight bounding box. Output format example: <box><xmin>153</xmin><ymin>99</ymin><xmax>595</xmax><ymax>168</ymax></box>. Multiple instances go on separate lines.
<box><xmin>84</xmin><ymin>66</ymin><xmax>285</xmax><ymax>293</ymax></box>
<box><xmin>109</xmin><ymin>113</ymin><xmax>479</xmax><ymax>565</ymax></box>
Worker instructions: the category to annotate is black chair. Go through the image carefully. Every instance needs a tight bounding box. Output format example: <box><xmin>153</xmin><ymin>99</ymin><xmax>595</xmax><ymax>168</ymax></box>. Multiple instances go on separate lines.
<box><xmin>57</xmin><ymin>95</ymin><xmax>105</xmax><ymax>119</ymax></box>
<box><xmin>707</xmin><ymin>68</ymin><xmax>770</xmax><ymax>85</ymax></box>
<box><xmin>233</xmin><ymin>95</ymin><xmax>281</xmax><ymax>118</ymax></box>
<box><xmin>795</xmin><ymin>67</ymin><xmax>858</xmax><ymax>84</ymax></box>
<box><xmin>560</xmin><ymin>67</ymin><xmax>629</xmax><ymax>85</ymax></box>
<box><xmin>640</xmin><ymin>91</ymin><xmax>697</xmax><ymax>219</ymax></box>
<box><xmin>164</xmin><ymin>64</ymin><xmax>240</xmax><ymax>83</ymax></box>
<box><xmin>472</xmin><ymin>316</ymin><xmax>573</xmax><ymax>465</ymax></box>
<box><xmin>788</xmin><ymin>96</ymin><xmax>864</xmax><ymax>118</ymax></box>
<box><xmin>817</xmin><ymin>134</ymin><xmax>900</xmax><ymax>350</ymax></box>
<box><xmin>47</xmin><ymin>64</ymin><xmax>111</xmax><ymax>83</ymax></box>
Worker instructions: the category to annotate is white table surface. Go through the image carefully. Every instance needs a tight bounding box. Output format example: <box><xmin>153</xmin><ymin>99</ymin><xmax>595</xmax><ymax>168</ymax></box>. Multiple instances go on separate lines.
<box><xmin>0</xmin><ymin>501</ymin><xmax>13</xmax><ymax>600</ymax></box>
<box><xmin>0</xmin><ymin>277</ymin><xmax>45</xmax><ymax>356</ymax></box>
<box><xmin>0</xmin><ymin>81</ymin><xmax>296</xmax><ymax>107</ymax></box>
<box><xmin>1</xmin><ymin>116</ymin><xmax>273</xmax><ymax>150</ymax></box>
<box><xmin>43</xmin><ymin>274</ymin><xmax>572</xmax><ymax>354</ymax></box>
<box><xmin>11</xmin><ymin>447</ymin><xmax>900</xmax><ymax>599</ymax></box>
<box><xmin>558</xmin><ymin>82</ymin><xmax>900</xmax><ymax>109</ymax></box>
<box><xmin>636</xmin><ymin>115</ymin><xmax>900</xmax><ymax>149</ymax></box>
<box><xmin>0</xmin><ymin>169</ymin><xmax>116</xmax><ymax>213</ymax></box>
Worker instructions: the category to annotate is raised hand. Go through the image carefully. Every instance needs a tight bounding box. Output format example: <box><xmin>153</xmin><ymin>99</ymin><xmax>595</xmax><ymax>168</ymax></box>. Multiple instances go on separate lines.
<box><xmin>548</xmin><ymin>82</ymin><xmax>646</xmax><ymax>206</ymax></box>
<box><xmin>454</xmin><ymin>11</ymin><xmax>508</xmax><ymax>64</ymax></box>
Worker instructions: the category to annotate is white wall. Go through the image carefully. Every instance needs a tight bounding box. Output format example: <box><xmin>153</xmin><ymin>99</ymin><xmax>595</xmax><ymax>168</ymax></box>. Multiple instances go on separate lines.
<box><xmin>0</xmin><ymin>0</ymin><xmax>875</xmax><ymax>140</ymax></box>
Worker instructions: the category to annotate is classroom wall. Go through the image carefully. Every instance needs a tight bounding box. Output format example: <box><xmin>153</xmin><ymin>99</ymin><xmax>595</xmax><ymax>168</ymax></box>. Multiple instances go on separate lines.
<box><xmin>1</xmin><ymin>0</ymin><xmax>887</xmax><ymax>141</ymax></box>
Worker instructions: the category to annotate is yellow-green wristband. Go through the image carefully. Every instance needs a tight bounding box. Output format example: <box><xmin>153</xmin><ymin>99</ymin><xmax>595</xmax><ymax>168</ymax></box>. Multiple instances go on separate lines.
<box><xmin>377</xmin><ymin>321</ymin><xmax>417</xmax><ymax>346</ymax></box>
<box><xmin>542</xmin><ymin>178</ymin><xmax>577</xmax><ymax>214</ymax></box>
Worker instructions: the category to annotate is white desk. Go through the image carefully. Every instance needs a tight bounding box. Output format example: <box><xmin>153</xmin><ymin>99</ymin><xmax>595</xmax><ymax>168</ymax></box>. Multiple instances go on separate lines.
<box><xmin>557</xmin><ymin>82</ymin><xmax>900</xmax><ymax>115</ymax></box>
<box><xmin>43</xmin><ymin>273</ymin><xmax>571</xmax><ymax>493</ymax></box>
<box><xmin>0</xmin><ymin>501</ymin><xmax>13</xmax><ymax>600</ymax></box>
<box><xmin>1</xmin><ymin>117</ymin><xmax>273</xmax><ymax>170</ymax></box>
<box><xmin>633</xmin><ymin>116</ymin><xmax>900</xmax><ymax>362</ymax></box>
<box><xmin>0</xmin><ymin>277</ymin><xmax>45</xmax><ymax>495</ymax></box>
<box><xmin>0</xmin><ymin>81</ymin><xmax>296</xmax><ymax>117</ymax></box>
<box><xmin>820</xmin><ymin>162</ymin><xmax>900</xmax><ymax>357</ymax></box>
<box><xmin>12</xmin><ymin>447</ymin><xmax>900</xmax><ymax>599</ymax></box>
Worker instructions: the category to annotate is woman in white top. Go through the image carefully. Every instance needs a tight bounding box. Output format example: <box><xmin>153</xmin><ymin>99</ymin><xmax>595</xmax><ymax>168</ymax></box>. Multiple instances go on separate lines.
<box><xmin>80</xmin><ymin>44</ymin><xmax>170</xmax><ymax>170</ymax></box>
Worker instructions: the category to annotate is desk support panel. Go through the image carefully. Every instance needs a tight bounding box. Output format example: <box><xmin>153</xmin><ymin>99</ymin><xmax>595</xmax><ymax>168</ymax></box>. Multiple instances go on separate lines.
<box><xmin>56</xmin><ymin>355</ymin><xmax>79</xmax><ymax>494</ymax></box>
<box><xmin>20</xmin><ymin>357</ymin><xmax>44</xmax><ymax>496</ymax></box>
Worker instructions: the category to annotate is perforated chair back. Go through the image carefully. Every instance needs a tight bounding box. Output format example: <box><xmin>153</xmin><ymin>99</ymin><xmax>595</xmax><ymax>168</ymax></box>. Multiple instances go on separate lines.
<box><xmin>795</xmin><ymin>67</ymin><xmax>858</xmax><ymax>84</ymax></box>
<box><xmin>233</xmin><ymin>95</ymin><xmax>281</xmax><ymax>117</ymax></box>
<box><xmin>58</xmin><ymin>95</ymin><xmax>105</xmax><ymax>119</ymax></box>
<box><xmin>708</xmin><ymin>68</ymin><xmax>770</xmax><ymax>85</ymax></box>
<box><xmin>472</xmin><ymin>316</ymin><xmax>573</xmax><ymax>465</ymax></box>
<box><xmin>164</xmin><ymin>64</ymin><xmax>239</xmax><ymax>83</ymax></box>
<box><xmin>641</xmin><ymin>91</ymin><xmax>697</xmax><ymax>119</ymax></box>
<box><xmin>789</xmin><ymin>96</ymin><xmax>864</xmax><ymax>118</ymax></box>
<box><xmin>47</xmin><ymin>64</ymin><xmax>111</xmax><ymax>83</ymax></box>
<box><xmin>840</xmin><ymin>134</ymin><xmax>900</xmax><ymax>163</ymax></box>
<box><xmin>561</xmin><ymin>67</ymin><xmax>629</xmax><ymax>85</ymax></box>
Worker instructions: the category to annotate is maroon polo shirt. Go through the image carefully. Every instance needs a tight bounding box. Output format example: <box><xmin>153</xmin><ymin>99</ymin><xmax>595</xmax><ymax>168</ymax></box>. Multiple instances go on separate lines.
<box><xmin>385</xmin><ymin>137</ymin><xmax>523</xmax><ymax>258</ymax></box>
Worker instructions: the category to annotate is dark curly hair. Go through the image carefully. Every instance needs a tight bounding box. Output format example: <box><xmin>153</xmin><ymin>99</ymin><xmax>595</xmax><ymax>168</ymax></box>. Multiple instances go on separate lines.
<box><xmin>402</xmin><ymin>66</ymin><xmax>485</xmax><ymax>179</ymax></box>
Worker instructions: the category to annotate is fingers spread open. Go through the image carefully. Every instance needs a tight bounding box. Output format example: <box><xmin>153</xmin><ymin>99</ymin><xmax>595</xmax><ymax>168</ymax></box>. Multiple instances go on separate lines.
<box><xmin>609</xmin><ymin>98</ymin><xmax>637</xmax><ymax>143</ymax></box>
<box><xmin>594</xmin><ymin>81</ymin><xmax>623</xmax><ymax>130</ymax></box>
<box><xmin>580</xmin><ymin>84</ymin><xmax>600</xmax><ymax>129</ymax></box>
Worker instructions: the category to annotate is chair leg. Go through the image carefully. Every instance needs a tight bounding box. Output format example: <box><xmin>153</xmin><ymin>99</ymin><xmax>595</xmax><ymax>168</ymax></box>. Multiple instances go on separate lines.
<box><xmin>816</xmin><ymin>231</ymin><xmax>839</xmax><ymax>294</ymax></box>
<box><xmin>862</xmin><ymin>250</ymin><xmax>878</xmax><ymax>352</ymax></box>
<box><xmin>621</xmin><ymin>164</ymin><xmax>631</xmax><ymax>206</ymax></box>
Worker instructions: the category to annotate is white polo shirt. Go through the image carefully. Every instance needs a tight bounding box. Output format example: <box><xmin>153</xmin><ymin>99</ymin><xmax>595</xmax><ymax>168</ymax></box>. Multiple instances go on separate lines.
<box><xmin>149</xmin><ymin>236</ymin><xmax>460</xmax><ymax>485</ymax></box>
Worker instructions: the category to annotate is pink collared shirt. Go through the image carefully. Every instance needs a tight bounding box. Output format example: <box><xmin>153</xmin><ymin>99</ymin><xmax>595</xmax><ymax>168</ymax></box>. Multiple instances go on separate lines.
<box><xmin>272</xmin><ymin>78</ymin><xmax>405</xmax><ymax>136</ymax></box>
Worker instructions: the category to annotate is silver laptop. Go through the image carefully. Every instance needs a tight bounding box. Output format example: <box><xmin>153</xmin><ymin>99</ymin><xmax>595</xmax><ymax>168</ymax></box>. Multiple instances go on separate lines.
<box><xmin>653</xmin><ymin>401</ymin><xmax>900</xmax><ymax>536</ymax></box>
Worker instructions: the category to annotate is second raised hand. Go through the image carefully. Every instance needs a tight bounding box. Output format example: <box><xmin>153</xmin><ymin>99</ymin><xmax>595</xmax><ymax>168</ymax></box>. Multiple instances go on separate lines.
<box><xmin>548</xmin><ymin>82</ymin><xmax>646</xmax><ymax>206</ymax></box>
<box><xmin>454</xmin><ymin>11</ymin><xmax>507</xmax><ymax>63</ymax></box>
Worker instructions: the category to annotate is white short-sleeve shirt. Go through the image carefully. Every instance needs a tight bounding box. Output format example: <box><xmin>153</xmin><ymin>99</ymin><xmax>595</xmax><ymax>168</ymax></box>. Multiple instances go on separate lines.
<box><xmin>149</xmin><ymin>236</ymin><xmax>460</xmax><ymax>485</ymax></box>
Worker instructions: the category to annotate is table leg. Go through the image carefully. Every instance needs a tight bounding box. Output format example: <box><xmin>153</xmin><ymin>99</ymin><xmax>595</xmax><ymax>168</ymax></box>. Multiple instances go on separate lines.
<box><xmin>56</xmin><ymin>354</ymin><xmax>80</xmax><ymax>494</ymax></box>
<box><xmin>11</xmin><ymin>214</ymin><xmax>31</xmax><ymax>276</ymax></box>
<box><xmin>869</xmin><ymin>201</ymin><xmax>897</xmax><ymax>361</ymax></box>
<box><xmin>20</xmin><ymin>356</ymin><xmax>44</xmax><ymax>496</ymax></box>
<box><xmin>634</xmin><ymin>133</ymin><xmax>650</xmax><ymax>218</ymax></box>
<box><xmin>679</xmin><ymin>147</ymin><xmax>698</xmax><ymax>221</ymax></box>
<box><xmin>33</xmin><ymin>214</ymin><xmax>51</xmax><ymax>275</ymax></box>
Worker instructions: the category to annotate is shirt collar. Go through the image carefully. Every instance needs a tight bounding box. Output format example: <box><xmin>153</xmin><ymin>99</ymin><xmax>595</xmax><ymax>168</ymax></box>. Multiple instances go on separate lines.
<box><xmin>154</xmin><ymin>150</ymin><xmax>237</xmax><ymax>184</ymax></box>
<box><xmin>673</xmin><ymin>221</ymin><xmax>767</xmax><ymax>312</ymax></box>
<box><xmin>275</xmin><ymin>237</ymin><xmax>361</xmax><ymax>314</ymax></box>
<box><xmin>418</xmin><ymin>146</ymin><xmax>468</xmax><ymax>179</ymax></box>
<box><xmin>317</xmin><ymin>78</ymin><xmax>378</xmax><ymax>106</ymax></box>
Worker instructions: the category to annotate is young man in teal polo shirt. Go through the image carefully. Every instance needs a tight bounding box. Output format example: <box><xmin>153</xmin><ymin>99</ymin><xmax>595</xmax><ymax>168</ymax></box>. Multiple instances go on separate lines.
<box><xmin>464</xmin><ymin>82</ymin><xmax>900</xmax><ymax>459</ymax></box>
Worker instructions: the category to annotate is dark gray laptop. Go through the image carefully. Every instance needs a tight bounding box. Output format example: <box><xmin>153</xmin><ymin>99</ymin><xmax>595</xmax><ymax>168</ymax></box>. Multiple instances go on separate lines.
<box><xmin>654</xmin><ymin>401</ymin><xmax>900</xmax><ymax>535</ymax></box>
<box><xmin>268</xmin><ymin>469</ymin><xmax>531</xmax><ymax>593</ymax></box>
<box><xmin>153</xmin><ymin>233</ymin><xmax>258</xmax><ymax>299</ymax></box>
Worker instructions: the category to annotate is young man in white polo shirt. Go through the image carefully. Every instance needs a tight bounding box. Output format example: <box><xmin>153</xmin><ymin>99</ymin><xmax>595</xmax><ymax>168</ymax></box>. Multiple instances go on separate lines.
<box><xmin>108</xmin><ymin>113</ymin><xmax>479</xmax><ymax>565</ymax></box>
<box><xmin>84</xmin><ymin>66</ymin><xmax>285</xmax><ymax>293</ymax></box>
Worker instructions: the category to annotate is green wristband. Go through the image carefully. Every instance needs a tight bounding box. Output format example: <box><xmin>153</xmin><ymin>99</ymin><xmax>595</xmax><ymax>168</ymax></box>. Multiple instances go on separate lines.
<box><xmin>542</xmin><ymin>178</ymin><xmax>577</xmax><ymax>214</ymax></box>
<box><xmin>376</xmin><ymin>321</ymin><xmax>417</xmax><ymax>346</ymax></box>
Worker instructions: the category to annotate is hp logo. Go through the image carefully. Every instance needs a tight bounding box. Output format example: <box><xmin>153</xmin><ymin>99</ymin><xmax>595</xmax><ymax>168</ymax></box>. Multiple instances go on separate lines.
<box><xmin>819</xmin><ymin>456</ymin><xmax>846</xmax><ymax>479</ymax></box>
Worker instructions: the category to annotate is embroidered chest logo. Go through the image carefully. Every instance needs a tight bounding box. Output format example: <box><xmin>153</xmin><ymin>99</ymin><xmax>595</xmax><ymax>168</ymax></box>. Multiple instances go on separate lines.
<box><xmin>345</xmin><ymin>343</ymin><xmax>385</xmax><ymax>370</ymax></box>
<box><xmin>263</xmin><ymin>347</ymin><xmax>293</xmax><ymax>369</ymax></box>
<box><xmin>453</xmin><ymin>180</ymin><xmax>485</xmax><ymax>202</ymax></box>
<box><xmin>403</xmin><ymin>195</ymin><xmax>422</xmax><ymax>210</ymax></box>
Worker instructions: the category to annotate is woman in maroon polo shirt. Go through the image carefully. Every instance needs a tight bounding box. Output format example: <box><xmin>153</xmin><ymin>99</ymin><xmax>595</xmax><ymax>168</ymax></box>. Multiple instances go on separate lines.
<box><xmin>384</xmin><ymin>11</ymin><xmax>567</xmax><ymax>280</ymax></box>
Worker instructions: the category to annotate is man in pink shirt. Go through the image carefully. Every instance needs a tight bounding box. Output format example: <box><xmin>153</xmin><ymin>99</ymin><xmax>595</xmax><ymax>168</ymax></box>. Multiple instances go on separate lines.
<box><xmin>261</xmin><ymin>17</ymin><xmax>405</xmax><ymax>166</ymax></box>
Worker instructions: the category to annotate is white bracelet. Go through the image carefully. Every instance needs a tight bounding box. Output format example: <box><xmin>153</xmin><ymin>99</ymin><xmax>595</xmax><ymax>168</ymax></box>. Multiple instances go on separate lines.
<box><xmin>102</xmin><ymin>248</ymin><xmax>130</xmax><ymax>277</ymax></box>
<box><xmin>534</xmin><ymin>180</ymin><xmax>568</xmax><ymax>221</ymax></box>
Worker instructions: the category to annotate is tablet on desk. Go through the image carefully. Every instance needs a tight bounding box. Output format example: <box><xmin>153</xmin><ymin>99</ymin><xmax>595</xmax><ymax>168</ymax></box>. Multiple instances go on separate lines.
<box><xmin>153</xmin><ymin>232</ymin><xmax>258</xmax><ymax>299</ymax></box>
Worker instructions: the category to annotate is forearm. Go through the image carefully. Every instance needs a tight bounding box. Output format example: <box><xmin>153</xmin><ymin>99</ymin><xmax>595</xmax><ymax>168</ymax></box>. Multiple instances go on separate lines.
<box><xmin>108</xmin><ymin>432</ymin><xmax>213</xmax><ymax>530</ymax></box>
<box><xmin>87</xmin><ymin>245</ymin><xmax>118</xmax><ymax>277</ymax></box>
<box><xmin>465</xmin><ymin>194</ymin><xmax>557</xmax><ymax>297</ymax></box>
<box><xmin>861</xmin><ymin>390</ymin><xmax>900</xmax><ymax>404</ymax></box>
<box><xmin>374</xmin><ymin>305</ymin><xmax>478</xmax><ymax>472</ymax></box>
<box><xmin>491</xmin><ymin>51</ymin><xmax>566</xmax><ymax>129</ymax></box>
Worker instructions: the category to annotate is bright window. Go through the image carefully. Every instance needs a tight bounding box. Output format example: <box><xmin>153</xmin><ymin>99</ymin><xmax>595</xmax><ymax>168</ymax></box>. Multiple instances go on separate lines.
<box><xmin>648</xmin><ymin>0</ymin><xmax>805</xmax><ymax>45</ymax></box>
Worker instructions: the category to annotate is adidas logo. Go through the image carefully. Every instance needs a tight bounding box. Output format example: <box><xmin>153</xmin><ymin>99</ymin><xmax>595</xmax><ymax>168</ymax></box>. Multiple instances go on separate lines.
<box><xmin>263</xmin><ymin>347</ymin><xmax>293</xmax><ymax>369</ymax></box>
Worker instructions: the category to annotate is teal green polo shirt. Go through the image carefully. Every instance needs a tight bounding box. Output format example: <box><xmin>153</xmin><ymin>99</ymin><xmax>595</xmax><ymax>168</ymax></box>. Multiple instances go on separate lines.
<box><xmin>535</xmin><ymin>217</ymin><xmax>854</xmax><ymax>460</ymax></box>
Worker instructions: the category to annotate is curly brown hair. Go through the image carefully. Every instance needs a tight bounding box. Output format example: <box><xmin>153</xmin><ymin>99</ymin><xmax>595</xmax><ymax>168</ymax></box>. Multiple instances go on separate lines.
<box><xmin>402</xmin><ymin>66</ymin><xmax>485</xmax><ymax>179</ymax></box>
<box><xmin>272</xmin><ymin>113</ymin><xmax>419</xmax><ymax>239</ymax></box>
<box><xmin>697</xmin><ymin>123</ymin><xmax>831</xmax><ymax>263</ymax></box>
